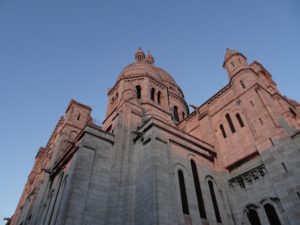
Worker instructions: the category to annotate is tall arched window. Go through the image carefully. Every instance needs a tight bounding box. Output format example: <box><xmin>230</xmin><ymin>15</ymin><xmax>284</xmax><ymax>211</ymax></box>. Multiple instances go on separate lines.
<box><xmin>157</xmin><ymin>91</ymin><xmax>161</xmax><ymax>104</ymax></box>
<box><xmin>264</xmin><ymin>204</ymin><xmax>281</xmax><ymax>225</ymax></box>
<box><xmin>226</xmin><ymin>113</ymin><xmax>236</xmax><ymax>133</ymax></box>
<box><xmin>247</xmin><ymin>209</ymin><xmax>262</xmax><ymax>225</ymax></box>
<box><xmin>236</xmin><ymin>113</ymin><xmax>245</xmax><ymax>127</ymax></box>
<box><xmin>136</xmin><ymin>85</ymin><xmax>141</xmax><ymax>99</ymax></box>
<box><xmin>208</xmin><ymin>180</ymin><xmax>222</xmax><ymax>223</ymax></box>
<box><xmin>151</xmin><ymin>88</ymin><xmax>155</xmax><ymax>101</ymax></box>
<box><xmin>178</xmin><ymin>170</ymin><xmax>189</xmax><ymax>215</ymax></box>
<box><xmin>47</xmin><ymin>173</ymin><xmax>65</xmax><ymax>225</ymax></box>
<box><xmin>190</xmin><ymin>160</ymin><xmax>206</xmax><ymax>219</ymax></box>
<box><xmin>52</xmin><ymin>176</ymin><xmax>68</xmax><ymax>225</ymax></box>
<box><xmin>173</xmin><ymin>106</ymin><xmax>179</xmax><ymax>122</ymax></box>
<box><xmin>289</xmin><ymin>108</ymin><xmax>297</xmax><ymax>118</ymax></box>
<box><xmin>240</xmin><ymin>80</ymin><xmax>246</xmax><ymax>89</ymax></box>
<box><xmin>220</xmin><ymin>124</ymin><xmax>227</xmax><ymax>138</ymax></box>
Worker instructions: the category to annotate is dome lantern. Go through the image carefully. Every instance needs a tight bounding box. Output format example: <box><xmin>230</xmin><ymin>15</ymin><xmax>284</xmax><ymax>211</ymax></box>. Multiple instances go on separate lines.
<box><xmin>135</xmin><ymin>47</ymin><xmax>145</xmax><ymax>62</ymax></box>
<box><xmin>145</xmin><ymin>51</ymin><xmax>155</xmax><ymax>65</ymax></box>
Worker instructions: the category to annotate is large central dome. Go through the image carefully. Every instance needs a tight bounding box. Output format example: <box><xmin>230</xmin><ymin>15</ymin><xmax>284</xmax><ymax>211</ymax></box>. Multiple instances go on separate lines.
<box><xmin>116</xmin><ymin>48</ymin><xmax>178</xmax><ymax>88</ymax></box>
<box><xmin>105</xmin><ymin>48</ymin><xmax>188</xmax><ymax>125</ymax></box>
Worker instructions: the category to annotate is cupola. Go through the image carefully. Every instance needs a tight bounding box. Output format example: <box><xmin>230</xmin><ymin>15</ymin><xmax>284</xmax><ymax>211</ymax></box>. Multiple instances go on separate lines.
<box><xmin>135</xmin><ymin>47</ymin><xmax>145</xmax><ymax>62</ymax></box>
<box><xmin>223</xmin><ymin>48</ymin><xmax>248</xmax><ymax>79</ymax></box>
<box><xmin>145</xmin><ymin>51</ymin><xmax>155</xmax><ymax>64</ymax></box>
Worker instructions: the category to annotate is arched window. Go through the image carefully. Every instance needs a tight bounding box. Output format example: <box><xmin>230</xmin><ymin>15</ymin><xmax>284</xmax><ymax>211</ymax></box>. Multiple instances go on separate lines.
<box><xmin>191</xmin><ymin>160</ymin><xmax>206</xmax><ymax>219</ymax></box>
<box><xmin>178</xmin><ymin>170</ymin><xmax>189</xmax><ymax>215</ymax></box>
<box><xmin>247</xmin><ymin>209</ymin><xmax>262</xmax><ymax>225</ymax></box>
<box><xmin>220</xmin><ymin>124</ymin><xmax>227</xmax><ymax>138</ymax></box>
<box><xmin>173</xmin><ymin>106</ymin><xmax>179</xmax><ymax>122</ymax></box>
<box><xmin>240</xmin><ymin>80</ymin><xmax>246</xmax><ymax>89</ymax></box>
<box><xmin>151</xmin><ymin>88</ymin><xmax>155</xmax><ymax>101</ymax></box>
<box><xmin>136</xmin><ymin>85</ymin><xmax>141</xmax><ymax>99</ymax></box>
<box><xmin>289</xmin><ymin>108</ymin><xmax>297</xmax><ymax>118</ymax></box>
<box><xmin>157</xmin><ymin>91</ymin><xmax>161</xmax><ymax>104</ymax></box>
<box><xmin>208</xmin><ymin>180</ymin><xmax>222</xmax><ymax>223</ymax></box>
<box><xmin>264</xmin><ymin>204</ymin><xmax>282</xmax><ymax>225</ymax></box>
<box><xmin>226</xmin><ymin>113</ymin><xmax>236</xmax><ymax>133</ymax></box>
<box><xmin>52</xmin><ymin>176</ymin><xmax>68</xmax><ymax>225</ymax></box>
<box><xmin>236</xmin><ymin>113</ymin><xmax>245</xmax><ymax>127</ymax></box>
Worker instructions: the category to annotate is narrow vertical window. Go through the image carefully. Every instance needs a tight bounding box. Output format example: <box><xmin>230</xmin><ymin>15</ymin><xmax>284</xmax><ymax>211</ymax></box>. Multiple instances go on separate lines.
<box><xmin>236</xmin><ymin>113</ymin><xmax>244</xmax><ymax>127</ymax></box>
<box><xmin>208</xmin><ymin>180</ymin><xmax>221</xmax><ymax>223</ymax></box>
<box><xmin>259</xmin><ymin>118</ymin><xmax>263</xmax><ymax>125</ymax></box>
<box><xmin>151</xmin><ymin>88</ymin><xmax>155</xmax><ymax>101</ymax></box>
<box><xmin>226</xmin><ymin>113</ymin><xmax>236</xmax><ymax>133</ymax></box>
<box><xmin>240</xmin><ymin>80</ymin><xmax>246</xmax><ymax>89</ymax></box>
<box><xmin>77</xmin><ymin>113</ymin><xmax>81</xmax><ymax>121</ymax></box>
<box><xmin>264</xmin><ymin>204</ymin><xmax>282</xmax><ymax>225</ymax></box>
<box><xmin>289</xmin><ymin>108</ymin><xmax>297</xmax><ymax>118</ymax></box>
<box><xmin>173</xmin><ymin>106</ymin><xmax>179</xmax><ymax>122</ymax></box>
<box><xmin>191</xmin><ymin>160</ymin><xmax>206</xmax><ymax>219</ymax></box>
<box><xmin>247</xmin><ymin>209</ymin><xmax>262</xmax><ymax>225</ymax></box>
<box><xmin>136</xmin><ymin>85</ymin><xmax>141</xmax><ymax>99</ymax></box>
<box><xmin>157</xmin><ymin>91</ymin><xmax>161</xmax><ymax>104</ymax></box>
<box><xmin>182</xmin><ymin>112</ymin><xmax>185</xmax><ymax>120</ymax></box>
<box><xmin>220</xmin><ymin>124</ymin><xmax>227</xmax><ymax>138</ymax></box>
<box><xmin>178</xmin><ymin>170</ymin><xmax>189</xmax><ymax>215</ymax></box>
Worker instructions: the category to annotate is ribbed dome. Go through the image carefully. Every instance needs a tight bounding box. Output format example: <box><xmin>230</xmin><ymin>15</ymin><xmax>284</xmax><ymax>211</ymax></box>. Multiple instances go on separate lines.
<box><xmin>117</xmin><ymin>62</ymin><xmax>180</xmax><ymax>88</ymax></box>
<box><xmin>154</xmin><ymin>67</ymin><xmax>177</xmax><ymax>85</ymax></box>
<box><xmin>117</xmin><ymin>62</ymin><xmax>163</xmax><ymax>83</ymax></box>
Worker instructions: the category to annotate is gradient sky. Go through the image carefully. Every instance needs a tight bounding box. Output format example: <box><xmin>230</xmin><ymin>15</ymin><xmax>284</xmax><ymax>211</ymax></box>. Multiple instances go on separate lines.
<box><xmin>0</xmin><ymin>0</ymin><xmax>300</xmax><ymax>223</ymax></box>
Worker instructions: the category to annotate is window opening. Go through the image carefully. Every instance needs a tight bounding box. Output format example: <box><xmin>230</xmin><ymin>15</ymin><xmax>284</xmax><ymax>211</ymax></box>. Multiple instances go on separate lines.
<box><xmin>182</xmin><ymin>112</ymin><xmax>185</xmax><ymax>120</ymax></box>
<box><xmin>281</xmin><ymin>163</ymin><xmax>288</xmax><ymax>173</ymax></box>
<box><xmin>173</xmin><ymin>106</ymin><xmax>179</xmax><ymax>122</ymax></box>
<box><xmin>77</xmin><ymin>113</ymin><xmax>81</xmax><ymax>121</ymax></box>
<box><xmin>240</xmin><ymin>80</ymin><xmax>246</xmax><ymax>89</ymax></box>
<box><xmin>259</xmin><ymin>118</ymin><xmax>263</xmax><ymax>125</ymax></box>
<box><xmin>226</xmin><ymin>113</ymin><xmax>236</xmax><ymax>133</ymax></box>
<box><xmin>157</xmin><ymin>91</ymin><xmax>161</xmax><ymax>104</ymax></box>
<box><xmin>289</xmin><ymin>108</ymin><xmax>297</xmax><ymax>118</ymax></box>
<box><xmin>191</xmin><ymin>160</ymin><xmax>206</xmax><ymax>219</ymax></box>
<box><xmin>208</xmin><ymin>180</ymin><xmax>222</xmax><ymax>223</ymax></box>
<box><xmin>178</xmin><ymin>170</ymin><xmax>189</xmax><ymax>215</ymax></box>
<box><xmin>247</xmin><ymin>209</ymin><xmax>262</xmax><ymax>225</ymax></box>
<box><xmin>236</xmin><ymin>113</ymin><xmax>245</xmax><ymax>127</ymax></box>
<box><xmin>220</xmin><ymin>124</ymin><xmax>227</xmax><ymax>138</ymax></box>
<box><xmin>264</xmin><ymin>204</ymin><xmax>282</xmax><ymax>225</ymax></box>
<box><xmin>136</xmin><ymin>85</ymin><xmax>141</xmax><ymax>99</ymax></box>
<box><xmin>151</xmin><ymin>88</ymin><xmax>155</xmax><ymax>101</ymax></box>
<box><xmin>250</xmin><ymin>100</ymin><xmax>254</xmax><ymax>107</ymax></box>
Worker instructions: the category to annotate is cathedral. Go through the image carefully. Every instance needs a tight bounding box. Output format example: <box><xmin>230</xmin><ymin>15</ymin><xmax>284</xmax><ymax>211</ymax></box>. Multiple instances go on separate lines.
<box><xmin>8</xmin><ymin>48</ymin><xmax>300</xmax><ymax>225</ymax></box>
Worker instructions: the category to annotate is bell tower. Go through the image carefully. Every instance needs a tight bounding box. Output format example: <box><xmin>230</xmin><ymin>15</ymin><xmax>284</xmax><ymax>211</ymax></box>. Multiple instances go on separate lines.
<box><xmin>223</xmin><ymin>48</ymin><xmax>248</xmax><ymax>79</ymax></box>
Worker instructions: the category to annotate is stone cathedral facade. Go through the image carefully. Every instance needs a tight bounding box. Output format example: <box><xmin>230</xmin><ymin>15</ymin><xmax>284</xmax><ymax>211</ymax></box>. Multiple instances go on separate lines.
<box><xmin>8</xmin><ymin>48</ymin><xmax>300</xmax><ymax>225</ymax></box>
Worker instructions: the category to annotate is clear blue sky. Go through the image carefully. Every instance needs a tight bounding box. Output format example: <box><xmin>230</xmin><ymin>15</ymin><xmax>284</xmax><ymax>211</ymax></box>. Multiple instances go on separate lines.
<box><xmin>0</xmin><ymin>0</ymin><xmax>300</xmax><ymax>223</ymax></box>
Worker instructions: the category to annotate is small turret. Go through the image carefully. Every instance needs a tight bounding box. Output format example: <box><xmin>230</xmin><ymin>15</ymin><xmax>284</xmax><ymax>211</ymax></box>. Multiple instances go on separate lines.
<box><xmin>145</xmin><ymin>51</ymin><xmax>154</xmax><ymax>64</ymax></box>
<box><xmin>135</xmin><ymin>47</ymin><xmax>145</xmax><ymax>62</ymax></box>
<box><xmin>223</xmin><ymin>48</ymin><xmax>248</xmax><ymax>79</ymax></box>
